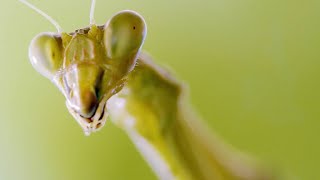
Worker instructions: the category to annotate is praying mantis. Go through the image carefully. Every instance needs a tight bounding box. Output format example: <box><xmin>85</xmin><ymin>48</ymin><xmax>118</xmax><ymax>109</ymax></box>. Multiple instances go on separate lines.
<box><xmin>20</xmin><ymin>0</ymin><xmax>276</xmax><ymax>179</ymax></box>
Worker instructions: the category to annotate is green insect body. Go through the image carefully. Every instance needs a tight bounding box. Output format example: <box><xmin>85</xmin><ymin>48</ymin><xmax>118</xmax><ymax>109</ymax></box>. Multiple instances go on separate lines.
<box><xmin>22</xmin><ymin>0</ymin><xmax>276</xmax><ymax>179</ymax></box>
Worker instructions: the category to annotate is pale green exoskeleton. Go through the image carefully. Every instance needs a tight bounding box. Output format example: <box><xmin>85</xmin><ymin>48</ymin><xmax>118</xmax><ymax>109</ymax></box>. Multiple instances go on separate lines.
<box><xmin>20</xmin><ymin>0</ymin><xmax>276</xmax><ymax>179</ymax></box>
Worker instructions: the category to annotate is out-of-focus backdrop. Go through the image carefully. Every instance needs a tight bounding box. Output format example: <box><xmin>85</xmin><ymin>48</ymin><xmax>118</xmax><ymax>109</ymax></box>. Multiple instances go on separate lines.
<box><xmin>1</xmin><ymin>0</ymin><xmax>319</xmax><ymax>179</ymax></box>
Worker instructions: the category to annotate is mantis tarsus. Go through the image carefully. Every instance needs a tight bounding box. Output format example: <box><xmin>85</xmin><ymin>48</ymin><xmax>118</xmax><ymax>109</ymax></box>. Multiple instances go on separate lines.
<box><xmin>20</xmin><ymin>0</ymin><xmax>276</xmax><ymax>179</ymax></box>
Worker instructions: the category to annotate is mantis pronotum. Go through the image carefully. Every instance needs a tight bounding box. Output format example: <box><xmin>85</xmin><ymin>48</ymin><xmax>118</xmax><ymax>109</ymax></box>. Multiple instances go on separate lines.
<box><xmin>20</xmin><ymin>0</ymin><xmax>275</xmax><ymax>179</ymax></box>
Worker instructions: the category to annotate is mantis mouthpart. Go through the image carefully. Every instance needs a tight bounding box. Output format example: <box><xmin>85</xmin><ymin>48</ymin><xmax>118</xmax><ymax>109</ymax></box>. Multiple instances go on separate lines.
<box><xmin>21</xmin><ymin>0</ymin><xmax>276</xmax><ymax>179</ymax></box>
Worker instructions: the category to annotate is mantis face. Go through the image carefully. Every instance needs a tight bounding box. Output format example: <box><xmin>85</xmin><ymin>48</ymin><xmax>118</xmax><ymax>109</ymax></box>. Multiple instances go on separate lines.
<box><xmin>28</xmin><ymin>10</ymin><xmax>147</xmax><ymax>135</ymax></box>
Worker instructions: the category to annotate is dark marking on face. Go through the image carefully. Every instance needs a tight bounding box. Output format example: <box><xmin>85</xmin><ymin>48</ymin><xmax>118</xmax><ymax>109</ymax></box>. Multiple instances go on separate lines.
<box><xmin>80</xmin><ymin>115</ymin><xmax>93</xmax><ymax>123</ymax></box>
<box><xmin>96</xmin><ymin>123</ymin><xmax>102</xmax><ymax>129</ymax></box>
<box><xmin>98</xmin><ymin>104</ymin><xmax>106</xmax><ymax>121</ymax></box>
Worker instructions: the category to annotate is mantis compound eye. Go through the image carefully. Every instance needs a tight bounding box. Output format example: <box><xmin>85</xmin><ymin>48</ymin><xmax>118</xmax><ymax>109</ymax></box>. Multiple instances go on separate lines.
<box><xmin>104</xmin><ymin>10</ymin><xmax>147</xmax><ymax>73</ymax></box>
<box><xmin>29</xmin><ymin>33</ymin><xmax>63</xmax><ymax>79</ymax></box>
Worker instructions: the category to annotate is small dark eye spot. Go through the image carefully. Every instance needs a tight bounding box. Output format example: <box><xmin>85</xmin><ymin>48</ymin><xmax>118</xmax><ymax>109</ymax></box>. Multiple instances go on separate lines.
<box><xmin>133</xmin><ymin>26</ymin><xmax>136</xmax><ymax>30</ymax></box>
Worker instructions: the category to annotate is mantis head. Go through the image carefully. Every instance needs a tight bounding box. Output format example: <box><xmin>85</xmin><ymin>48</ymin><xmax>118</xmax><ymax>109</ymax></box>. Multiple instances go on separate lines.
<box><xmin>23</xmin><ymin>0</ymin><xmax>147</xmax><ymax>135</ymax></box>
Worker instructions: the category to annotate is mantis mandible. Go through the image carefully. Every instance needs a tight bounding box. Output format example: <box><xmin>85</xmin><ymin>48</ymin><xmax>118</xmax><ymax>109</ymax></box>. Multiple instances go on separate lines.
<box><xmin>20</xmin><ymin>0</ymin><xmax>275</xmax><ymax>179</ymax></box>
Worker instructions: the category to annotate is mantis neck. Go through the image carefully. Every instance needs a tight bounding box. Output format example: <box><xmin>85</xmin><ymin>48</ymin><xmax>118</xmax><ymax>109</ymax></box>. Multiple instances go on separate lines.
<box><xmin>107</xmin><ymin>53</ymin><xmax>272</xmax><ymax>180</ymax></box>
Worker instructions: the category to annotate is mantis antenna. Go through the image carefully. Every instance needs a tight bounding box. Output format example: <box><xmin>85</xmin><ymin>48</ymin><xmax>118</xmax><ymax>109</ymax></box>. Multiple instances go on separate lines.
<box><xmin>90</xmin><ymin>0</ymin><xmax>96</xmax><ymax>25</ymax></box>
<box><xmin>19</xmin><ymin>0</ymin><xmax>63</xmax><ymax>33</ymax></box>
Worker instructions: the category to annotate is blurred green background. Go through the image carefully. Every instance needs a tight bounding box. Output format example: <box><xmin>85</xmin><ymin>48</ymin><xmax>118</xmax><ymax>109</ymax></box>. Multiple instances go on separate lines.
<box><xmin>1</xmin><ymin>0</ymin><xmax>319</xmax><ymax>179</ymax></box>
